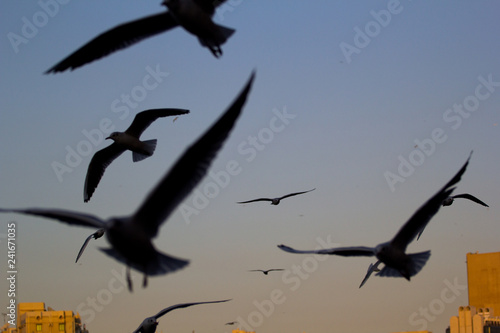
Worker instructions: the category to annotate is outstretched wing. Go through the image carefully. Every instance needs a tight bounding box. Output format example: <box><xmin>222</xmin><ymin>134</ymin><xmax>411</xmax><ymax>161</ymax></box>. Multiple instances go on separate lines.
<box><xmin>237</xmin><ymin>198</ymin><xmax>273</xmax><ymax>204</ymax></box>
<box><xmin>452</xmin><ymin>193</ymin><xmax>489</xmax><ymax>207</ymax></box>
<box><xmin>125</xmin><ymin>109</ymin><xmax>190</xmax><ymax>138</ymax></box>
<box><xmin>84</xmin><ymin>143</ymin><xmax>126</xmax><ymax>202</ymax></box>
<box><xmin>46</xmin><ymin>12</ymin><xmax>177</xmax><ymax>73</ymax></box>
<box><xmin>391</xmin><ymin>152</ymin><xmax>472</xmax><ymax>250</ymax></box>
<box><xmin>279</xmin><ymin>188</ymin><xmax>316</xmax><ymax>200</ymax></box>
<box><xmin>153</xmin><ymin>299</ymin><xmax>231</xmax><ymax>320</ymax></box>
<box><xmin>132</xmin><ymin>72</ymin><xmax>255</xmax><ymax>238</ymax></box>
<box><xmin>278</xmin><ymin>244</ymin><xmax>375</xmax><ymax>256</ymax></box>
<box><xmin>0</xmin><ymin>208</ymin><xmax>106</xmax><ymax>229</ymax></box>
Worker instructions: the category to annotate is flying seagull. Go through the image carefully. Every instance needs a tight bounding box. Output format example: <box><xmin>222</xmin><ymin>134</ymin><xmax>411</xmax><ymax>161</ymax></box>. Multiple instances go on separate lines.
<box><xmin>237</xmin><ymin>188</ymin><xmax>315</xmax><ymax>205</ymax></box>
<box><xmin>84</xmin><ymin>108</ymin><xmax>189</xmax><ymax>202</ymax></box>
<box><xmin>45</xmin><ymin>0</ymin><xmax>235</xmax><ymax>73</ymax></box>
<box><xmin>278</xmin><ymin>153</ymin><xmax>472</xmax><ymax>281</ymax></box>
<box><xmin>225</xmin><ymin>321</ymin><xmax>238</xmax><ymax>326</ymax></box>
<box><xmin>442</xmin><ymin>193</ymin><xmax>489</xmax><ymax>207</ymax></box>
<box><xmin>0</xmin><ymin>72</ymin><xmax>255</xmax><ymax>291</ymax></box>
<box><xmin>75</xmin><ymin>228</ymin><xmax>105</xmax><ymax>263</ymax></box>
<box><xmin>249</xmin><ymin>269</ymin><xmax>285</xmax><ymax>275</ymax></box>
<box><xmin>132</xmin><ymin>299</ymin><xmax>231</xmax><ymax>333</ymax></box>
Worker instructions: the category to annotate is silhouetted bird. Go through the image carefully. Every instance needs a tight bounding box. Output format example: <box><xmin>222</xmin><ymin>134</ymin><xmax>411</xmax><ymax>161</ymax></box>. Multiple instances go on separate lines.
<box><xmin>45</xmin><ymin>0</ymin><xmax>235</xmax><ymax>73</ymax></box>
<box><xmin>238</xmin><ymin>189</ymin><xmax>315</xmax><ymax>205</ymax></box>
<box><xmin>132</xmin><ymin>300</ymin><xmax>230</xmax><ymax>333</ymax></box>
<box><xmin>225</xmin><ymin>322</ymin><xmax>238</xmax><ymax>326</ymax></box>
<box><xmin>278</xmin><ymin>153</ymin><xmax>472</xmax><ymax>281</ymax></box>
<box><xmin>84</xmin><ymin>108</ymin><xmax>189</xmax><ymax>202</ymax></box>
<box><xmin>442</xmin><ymin>193</ymin><xmax>489</xmax><ymax>207</ymax></box>
<box><xmin>0</xmin><ymin>72</ymin><xmax>255</xmax><ymax>292</ymax></box>
<box><xmin>358</xmin><ymin>260</ymin><xmax>381</xmax><ymax>288</ymax></box>
<box><xmin>249</xmin><ymin>269</ymin><xmax>285</xmax><ymax>275</ymax></box>
<box><xmin>75</xmin><ymin>228</ymin><xmax>105</xmax><ymax>263</ymax></box>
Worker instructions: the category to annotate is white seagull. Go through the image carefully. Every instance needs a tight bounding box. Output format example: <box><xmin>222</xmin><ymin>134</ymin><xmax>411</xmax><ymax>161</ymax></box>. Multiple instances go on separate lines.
<box><xmin>45</xmin><ymin>0</ymin><xmax>235</xmax><ymax>73</ymax></box>
<box><xmin>132</xmin><ymin>300</ymin><xmax>231</xmax><ymax>333</ymax></box>
<box><xmin>84</xmin><ymin>108</ymin><xmax>189</xmax><ymax>202</ymax></box>
<box><xmin>75</xmin><ymin>228</ymin><xmax>105</xmax><ymax>263</ymax></box>
<box><xmin>278</xmin><ymin>153</ymin><xmax>472</xmax><ymax>281</ymax></box>
<box><xmin>83</xmin><ymin>108</ymin><xmax>189</xmax><ymax>202</ymax></box>
<box><xmin>237</xmin><ymin>188</ymin><xmax>316</xmax><ymax>205</ymax></box>
<box><xmin>0</xmin><ymin>72</ymin><xmax>255</xmax><ymax>291</ymax></box>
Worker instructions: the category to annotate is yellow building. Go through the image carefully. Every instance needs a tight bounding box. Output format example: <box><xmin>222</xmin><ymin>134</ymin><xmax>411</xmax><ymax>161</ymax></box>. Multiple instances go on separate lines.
<box><xmin>448</xmin><ymin>306</ymin><xmax>500</xmax><ymax>333</ymax></box>
<box><xmin>467</xmin><ymin>251</ymin><xmax>500</xmax><ymax>315</ymax></box>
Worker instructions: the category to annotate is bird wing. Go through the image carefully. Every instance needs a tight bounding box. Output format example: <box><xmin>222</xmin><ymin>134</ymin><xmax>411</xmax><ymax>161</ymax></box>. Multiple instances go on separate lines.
<box><xmin>267</xmin><ymin>269</ymin><xmax>285</xmax><ymax>272</ymax></box>
<box><xmin>194</xmin><ymin>0</ymin><xmax>230</xmax><ymax>15</ymax></box>
<box><xmin>45</xmin><ymin>12</ymin><xmax>177</xmax><ymax>73</ymax></box>
<box><xmin>452</xmin><ymin>193</ymin><xmax>489</xmax><ymax>207</ymax></box>
<box><xmin>279</xmin><ymin>188</ymin><xmax>316</xmax><ymax>200</ymax></box>
<box><xmin>75</xmin><ymin>229</ymin><xmax>105</xmax><ymax>263</ymax></box>
<box><xmin>237</xmin><ymin>198</ymin><xmax>273</xmax><ymax>204</ymax></box>
<box><xmin>84</xmin><ymin>143</ymin><xmax>126</xmax><ymax>202</ymax></box>
<box><xmin>391</xmin><ymin>152</ymin><xmax>471</xmax><ymax>250</ymax></box>
<box><xmin>358</xmin><ymin>260</ymin><xmax>382</xmax><ymax>288</ymax></box>
<box><xmin>153</xmin><ymin>299</ymin><xmax>231</xmax><ymax>320</ymax></box>
<box><xmin>131</xmin><ymin>72</ymin><xmax>255</xmax><ymax>237</ymax></box>
<box><xmin>125</xmin><ymin>108</ymin><xmax>190</xmax><ymax>138</ymax></box>
<box><xmin>0</xmin><ymin>208</ymin><xmax>106</xmax><ymax>229</ymax></box>
<box><xmin>278</xmin><ymin>244</ymin><xmax>375</xmax><ymax>257</ymax></box>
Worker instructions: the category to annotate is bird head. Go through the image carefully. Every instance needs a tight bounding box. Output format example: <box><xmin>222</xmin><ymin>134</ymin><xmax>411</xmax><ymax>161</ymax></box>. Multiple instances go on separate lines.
<box><xmin>106</xmin><ymin>132</ymin><xmax>121</xmax><ymax>142</ymax></box>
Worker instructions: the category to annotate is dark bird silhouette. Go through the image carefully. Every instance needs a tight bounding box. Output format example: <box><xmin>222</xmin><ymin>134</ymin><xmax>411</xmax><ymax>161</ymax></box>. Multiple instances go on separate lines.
<box><xmin>358</xmin><ymin>260</ymin><xmax>382</xmax><ymax>288</ymax></box>
<box><xmin>442</xmin><ymin>193</ymin><xmax>489</xmax><ymax>207</ymax></box>
<box><xmin>75</xmin><ymin>228</ymin><xmax>105</xmax><ymax>263</ymax></box>
<box><xmin>132</xmin><ymin>299</ymin><xmax>231</xmax><ymax>333</ymax></box>
<box><xmin>84</xmin><ymin>108</ymin><xmax>189</xmax><ymax>202</ymax></box>
<box><xmin>45</xmin><ymin>0</ymin><xmax>235</xmax><ymax>73</ymax></box>
<box><xmin>225</xmin><ymin>321</ymin><xmax>238</xmax><ymax>326</ymax></box>
<box><xmin>0</xmin><ymin>72</ymin><xmax>255</xmax><ymax>292</ymax></box>
<box><xmin>237</xmin><ymin>189</ymin><xmax>315</xmax><ymax>205</ymax></box>
<box><xmin>278</xmin><ymin>153</ymin><xmax>472</xmax><ymax>281</ymax></box>
<box><xmin>249</xmin><ymin>269</ymin><xmax>285</xmax><ymax>275</ymax></box>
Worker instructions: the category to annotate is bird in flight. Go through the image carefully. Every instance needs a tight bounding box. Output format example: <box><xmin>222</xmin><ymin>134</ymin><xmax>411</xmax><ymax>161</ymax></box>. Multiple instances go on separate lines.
<box><xmin>278</xmin><ymin>153</ymin><xmax>472</xmax><ymax>281</ymax></box>
<box><xmin>45</xmin><ymin>0</ymin><xmax>235</xmax><ymax>73</ymax></box>
<box><xmin>442</xmin><ymin>193</ymin><xmax>489</xmax><ymax>207</ymax></box>
<box><xmin>0</xmin><ymin>72</ymin><xmax>255</xmax><ymax>291</ymax></box>
<box><xmin>75</xmin><ymin>228</ymin><xmax>105</xmax><ymax>263</ymax></box>
<box><xmin>237</xmin><ymin>188</ymin><xmax>315</xmax><ymax>205</ymax></box>
<box><xmin>84</xmin><ymin>108</ymin><xmax>189</xmax><ymax>202</ymax></box>
<box><xmin>225</xmin><ymin>321</ymin><xmax>238</xmax><ymax>326</ymax></box>
<box><xmin>249</xmin><ymin>269</ymin><xmax>285</xmax><ymax>275</ymax></box>
<box><xmin>132</xmin><ymin>300</ymin><xmax>231</xmax><ymax>333</ymax></box>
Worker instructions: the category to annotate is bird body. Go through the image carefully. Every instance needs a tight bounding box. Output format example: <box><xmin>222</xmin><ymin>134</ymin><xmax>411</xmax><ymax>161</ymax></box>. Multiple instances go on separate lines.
<box><xmin>249</xmin><ymin>269</ymin><xmax>284</xmax><ymax>275</ymax></box>
<box><xmin>238</xmin><ymin>188</ymin><xmax>315</xmax><ymax>205</ymax></box>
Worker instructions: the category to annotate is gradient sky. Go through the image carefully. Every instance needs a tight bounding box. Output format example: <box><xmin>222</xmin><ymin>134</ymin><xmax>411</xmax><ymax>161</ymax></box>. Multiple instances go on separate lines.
<box><xmin>1</xmin><ymin>1</ymin><xmax>499</xmax><ymax>333</ymax></box>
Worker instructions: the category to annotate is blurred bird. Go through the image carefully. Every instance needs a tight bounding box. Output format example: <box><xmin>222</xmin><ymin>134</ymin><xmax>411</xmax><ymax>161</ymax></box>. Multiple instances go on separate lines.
<box><xmin>75</xmin><ymin>228</ymin><xmax>105</xmax><ymax>263</ymax></box>
<box><xmin>45</xmin><ymin>0</ymin><xmax>235</xmax><ymax>73</ymax></box>
<box><xmin>132</xmin><ymin>300</ymin><xmax>230</xmax><ymax>333</ymax></box>
<box><xmin>278</xmin><ymin>153</ymin><xmax>472</xmax><ymax>281</ymax></box>
<box><xmin>442</xmin><ymin>193</ymin><xmax>489</xmax><ymax>207</ymax></box>
<box><xmin>225</xmin><ymin>321</ymin><xmax>238</xmax><ymax>326</ymax></box>
<box><xmin>0</xmin><ymin>72</ymin><xmax>255</xmax><ymax>292</ymax></box>
<box><xmin>249</xmin><ymin>269</ymin><xmax>285</xmax><ymax>275</ymax></box>
<box><xmin>358</xmin><ymin>260</ymin><xmax>381</xmax><ymax>288</ymax></box>
<box><xmin>237</xmin><ymin>189</ymin><xmax>315</xmax><ymax>205</ymax></box>
<box><xmin>84</xmin><ymin>108</ymin><xmax>189</xmax><ymax>202</ymax></box>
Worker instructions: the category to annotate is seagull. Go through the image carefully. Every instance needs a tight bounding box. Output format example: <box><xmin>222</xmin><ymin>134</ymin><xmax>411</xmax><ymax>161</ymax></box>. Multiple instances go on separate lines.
<box><xmin>0</xmin><ymin>72</ymin><xmax>255</xmax><ymax>292</ymax></box>
<box><xmin>225</xmin><ymin>321</ymin><xmax>238</xmax><ymax>326</ymax></box>
<box><xmin>237</xmin><ymin>189</ymin><xmax>315</xmax><ymax>205</ymax></box>
<box><xmin>248</xmin><ymin>269</ymin><xmax>285</xmax><ymax>275</ymax></box>
<box><xmin>442</xmin><ymin>193</ymin><xmax>489</xmax><ymax>207</ymax></box>
<box><xmin>45</xmin><ymin>0</ymin><xmax>235</xmax><ymax>73</ymax></box>
<box><xmin>132</xmin><ymin>299</ymin><xmax>231</xmax><ymax>333</ymax></box>
<box><xmin>75</xmin><ymin>228</ymin><xmax>105</xmax><ymax>263</ymax></box>
<box><xmin>278</xmin><ymin>153</ymin><xmax>472</xmax><ymax>281</ymax></box>
<box><xmin>84</xmin><ymin>108</ymin><xmax>189</xmax><ymax>202</ymax></box>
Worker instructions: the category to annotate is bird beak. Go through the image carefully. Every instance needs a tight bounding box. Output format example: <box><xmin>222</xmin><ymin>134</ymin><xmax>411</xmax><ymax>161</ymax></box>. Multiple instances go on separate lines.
<box><xmin>105</xmin><ymin>136</ymin><xmax>111</xmax><ymax>140</ymax></box>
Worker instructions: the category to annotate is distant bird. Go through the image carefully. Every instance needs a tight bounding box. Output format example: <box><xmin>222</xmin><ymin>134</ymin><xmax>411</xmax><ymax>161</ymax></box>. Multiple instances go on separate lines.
<box><xmin>45</xmin><ymin>0</ymin><xmax>235</xmax><ymax>73</ymax></box>
<box><xmin>132</xmin><ymin>300</ymin><xmax>230</xmax><ymax>333</ymax></box>
<box><xmin>278</xmin><ymin>153</ymin><xmax>472</xmax><ymax>281</ymax></box>
<box><xmin>358</xmin><ymin>260</ymin><xmax>381</xmax><ymax>288</ymax></box>
<box><xmin>237</xmin><ymin>189</ymin><xmax>315</xmax><ymax>205</ymax></box>
<box><xmin>0</xmin><ymin>72</ymin><xmax>255</xmax><ymax>291</ymax></box>
<box><xmin>75</xmin><ymin>228</ymin><xmax>105</xmax><ymax>263</ymax></box>
<box><xmin>225</xmin><ymin>321</ymin><xmax>238</xmax><ymax>326</ymax></box>
<box><xmin>442</xmin><ymin>193</ymin><xmax>489</xmax><ymax>207</ymax></box>
<box><xmin>83</xmin><ymin>108</ymin><xmax>189</xmax><ymax>202</ymax></box>
<box><xmin>249</xmin><ymin>269</ymin><xmax>285</xmax><ymax>275</ymax></box>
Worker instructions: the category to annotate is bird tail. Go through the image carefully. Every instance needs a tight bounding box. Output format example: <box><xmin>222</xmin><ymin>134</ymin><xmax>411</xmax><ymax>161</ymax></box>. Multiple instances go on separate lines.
<box><xmin>215</xmin><ymin>24</ymin><xmax>235</xmax><ymax>45</ymax></box>
<box><xmin>376</xmin><ymin>250</ymin><xmax>431</xmax><ymax>279</ymax></box>
<box><xmin>133</xmin><ymin>139</ymin><xmax>157</xmax><ymax>162</ymax></box>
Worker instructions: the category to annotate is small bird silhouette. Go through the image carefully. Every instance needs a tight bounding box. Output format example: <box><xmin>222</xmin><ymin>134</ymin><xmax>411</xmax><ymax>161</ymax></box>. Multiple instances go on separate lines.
<box><xmin>358</xmin><ymin>260</ymin><xmax>382</xmax><ymax>288</ymax></box>
<box><xmin>84</xmin><ymin>108</ymin><xmax>189</xmax><ymax>202</ymax></box>
<box><xmin>132</xmin><ymin>300</ymin><xmax>231</xmax><ymax>333</ymax></box>
<box><xmin>75</xmin><ymin>228</ymin><xmax>105</xmax><ymax>263</ymax></box>
<box><xmin>238</xmin><ymin>189</ymin><xmax>315</xmax><ymax>205</ymax></box>
<box><xmin>249</xmin><ymin>269</ymin><xmax>285</xmax><ymax>275</ymax></box>
<box><xmin>45</xmin><ymin>0</ymin><xmax>235</xmax><ymax>73</ymax></box>
<box><xmin>278</xmin><ymin>153</ymin><xmax>472</xmax><ymax>281</ymax></box>
<box><xmin>442</xmin><ymin>193</ymin><xmax>489</xmax><ymax>207</ymax></box>
<box><xmin>225</xmin><ymin>321</ymin><xmax>238</xmax><ymax>326</ymax></box>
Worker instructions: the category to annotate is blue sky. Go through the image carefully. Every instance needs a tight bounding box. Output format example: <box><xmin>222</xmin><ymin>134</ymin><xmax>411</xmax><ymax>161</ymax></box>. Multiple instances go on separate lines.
<box><xmin>1</xmin><ymin>1</ymin><xmax>499</xmax><ymax>332</ymax></box>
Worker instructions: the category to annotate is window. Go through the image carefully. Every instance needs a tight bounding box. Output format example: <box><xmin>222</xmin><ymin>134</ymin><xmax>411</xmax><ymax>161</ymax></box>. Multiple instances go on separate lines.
<box><xmin>59</xmin><ymin>323</ymin><xmax>65</xmax><ymax>331</ymax></box>
<box><xmin>36</xmin><ymin>324</ymin><xmax>42</xmax><ymax>331</ymax></box>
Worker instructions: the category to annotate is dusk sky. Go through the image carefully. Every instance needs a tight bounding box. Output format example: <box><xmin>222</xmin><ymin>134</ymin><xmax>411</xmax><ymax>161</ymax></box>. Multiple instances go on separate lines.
<box><xmin>1</xmin><ymin>1</ymin><xmax>499</xmax><ymax>333</ymax></box>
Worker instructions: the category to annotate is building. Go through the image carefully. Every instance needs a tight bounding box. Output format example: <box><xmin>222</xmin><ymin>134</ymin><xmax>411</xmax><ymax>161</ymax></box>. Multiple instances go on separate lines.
<box><xmin>448</xmin><ymin>306</ymin><xmax>500</xmax><ymax>333</ymax></box>
<box><xmin>467</xmin><ymin>252</ymin><xmax>500</xmax><ymax>315</ymax></box>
